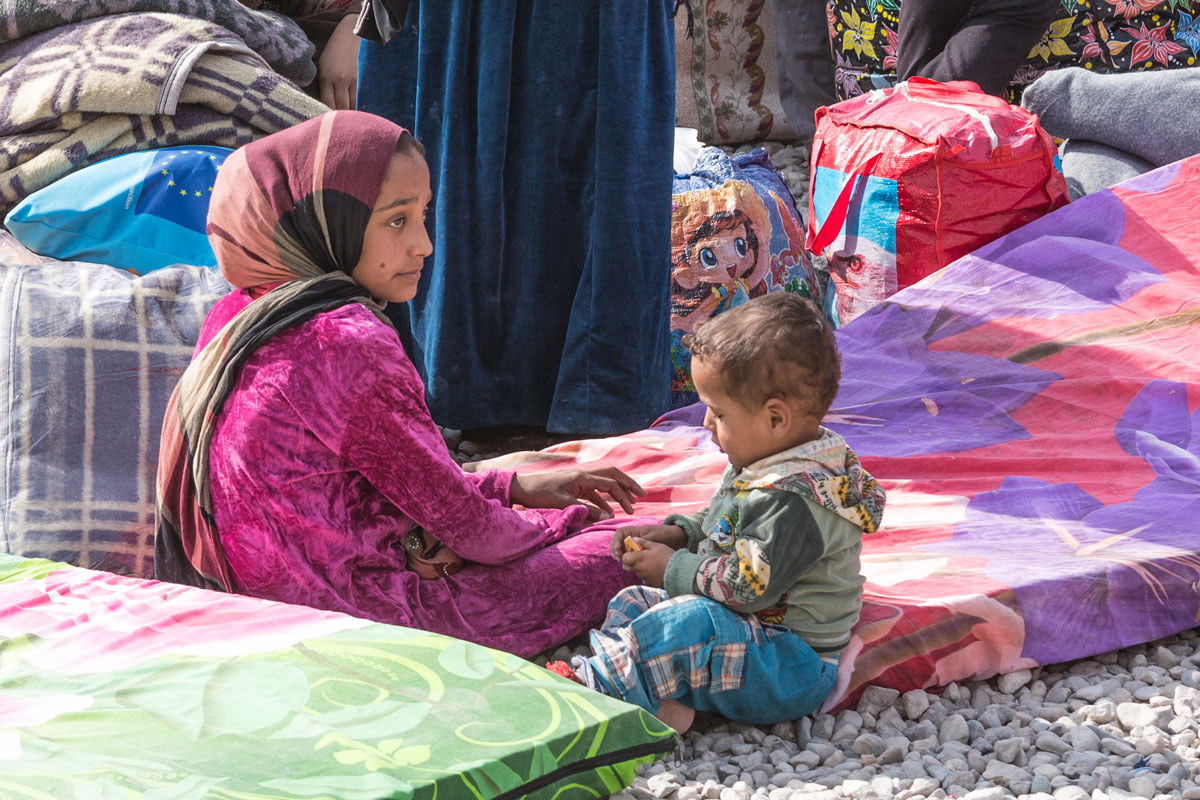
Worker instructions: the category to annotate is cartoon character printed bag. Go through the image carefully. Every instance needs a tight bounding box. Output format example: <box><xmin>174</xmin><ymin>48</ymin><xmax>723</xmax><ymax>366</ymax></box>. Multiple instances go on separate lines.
<box><xmin>807</xmin><ymin>78</ymin><xmax>1068</xmax><ymax>327</ymax></box>
<box><xmin>670</xmin><ymin>147</ymin><xmax>831</xmax><ymax>407</ymax></box>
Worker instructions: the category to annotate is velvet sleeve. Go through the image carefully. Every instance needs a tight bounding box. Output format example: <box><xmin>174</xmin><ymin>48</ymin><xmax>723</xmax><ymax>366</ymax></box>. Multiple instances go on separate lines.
<box><xmin>284</xmin><ymin>308</ymin><xmax>587</xmax><ymax>564</ymax></box>
<box><xmin>462</xmin><ymin>469</ymin><xmax>516</xmax><ymax>505</ymax></box>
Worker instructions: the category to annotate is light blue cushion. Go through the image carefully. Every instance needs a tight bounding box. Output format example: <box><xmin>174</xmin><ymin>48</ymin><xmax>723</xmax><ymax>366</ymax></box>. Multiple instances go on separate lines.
<box><xmin>4</xmin><ymin>146</ymin><xmax>232</xmax><ymax>275</ymax></box>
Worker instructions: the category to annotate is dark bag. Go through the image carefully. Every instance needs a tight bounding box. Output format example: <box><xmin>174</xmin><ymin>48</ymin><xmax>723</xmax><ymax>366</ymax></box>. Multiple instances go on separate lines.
<box><xmin>401</xmin><ymin>526</ymin><xmax>464</xmax><ymax>579</ymax></box>
<box><xmin>353</xmin><ymin>0</ymin><xmax>410</xmax><ymax>44</ymax></box>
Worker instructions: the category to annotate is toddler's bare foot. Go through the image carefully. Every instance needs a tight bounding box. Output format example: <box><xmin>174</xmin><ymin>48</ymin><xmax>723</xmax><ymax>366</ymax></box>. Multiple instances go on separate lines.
<box><xmin>654</xmin><ymin>698</ymin><xmax>695</xmax><ymax>734</ymax></box>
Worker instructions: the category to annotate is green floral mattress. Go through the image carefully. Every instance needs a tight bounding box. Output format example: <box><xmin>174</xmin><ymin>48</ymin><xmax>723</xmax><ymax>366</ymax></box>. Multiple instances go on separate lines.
<box><xmin>0</xmin><ymin>554</ymin><xmax>676</xmax><ymax>798</ymax></box>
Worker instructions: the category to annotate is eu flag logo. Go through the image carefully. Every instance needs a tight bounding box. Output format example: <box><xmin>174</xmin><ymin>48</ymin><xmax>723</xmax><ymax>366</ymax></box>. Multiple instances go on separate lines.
<box><xmin>134</xmin><ymin>147</ymin><xmax>229</xmax><ymax>234</ymax></box>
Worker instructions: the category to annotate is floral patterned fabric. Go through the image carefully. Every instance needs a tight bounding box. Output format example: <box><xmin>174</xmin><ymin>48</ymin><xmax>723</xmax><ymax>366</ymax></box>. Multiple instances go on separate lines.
<box><xmin>0</xmin><ymin>554</ymin><xmax>676</xmax><ymax>797</ymax></box>
<box><xmin>675</xmin><ymin>0</ymin><xmax>801</xmax><ymax>143</ymax></box>
<box><xmin>827</xmin><ymin>0</ymin><xmax>1200</xmax><ymax>102</ymax></box>
<box><xmin>484</xmin><ymin>155</ymin><xmax>1200</xmax><ymax>710</ymax></box>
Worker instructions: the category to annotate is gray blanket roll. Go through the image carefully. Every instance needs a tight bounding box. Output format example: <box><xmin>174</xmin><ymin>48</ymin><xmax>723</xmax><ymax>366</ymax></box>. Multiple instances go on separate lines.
<box><xmin>1021</xmin><ymin>67</ymin><xmax>1200</xmax><ymax>168</ymax></box>
<box><xmin>1059</xmin><ymin>140</ymin><xmax>1156</xmax><ymax>201</ymax></box>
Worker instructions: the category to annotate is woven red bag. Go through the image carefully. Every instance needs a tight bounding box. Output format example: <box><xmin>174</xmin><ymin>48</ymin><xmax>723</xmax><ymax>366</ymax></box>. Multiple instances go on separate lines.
<box><xmin>806</xmin><ymin>78</ymin><xmax>1068</xmax><ymax>326</ymax></box>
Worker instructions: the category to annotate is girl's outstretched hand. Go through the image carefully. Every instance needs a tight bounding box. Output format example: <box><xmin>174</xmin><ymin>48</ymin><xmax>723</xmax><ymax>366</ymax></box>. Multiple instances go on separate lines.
<box><xmin>510</xmin><ymin>467</ymin><xmax>646</xmax><ymax>521</ymax></box>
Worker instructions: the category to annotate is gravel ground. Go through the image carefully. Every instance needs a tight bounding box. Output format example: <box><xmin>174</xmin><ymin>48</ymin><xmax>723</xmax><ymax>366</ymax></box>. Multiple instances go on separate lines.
<box><xmin>439</xmin><ymin>142</ymin><xmax>1200</xmax><ymax>800</ymax></box>
<box><xmin>590</xmin><ymin>629</ymin><xmax>1200</xmax><ymax>800</ymax></box>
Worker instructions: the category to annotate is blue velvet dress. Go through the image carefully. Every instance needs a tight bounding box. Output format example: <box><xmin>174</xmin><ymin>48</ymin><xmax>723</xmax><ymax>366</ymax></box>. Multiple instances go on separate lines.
<box><xmin>357</xmin><ymin>2</ymin><xmax>675</xmax><ymax>434</ymax></box>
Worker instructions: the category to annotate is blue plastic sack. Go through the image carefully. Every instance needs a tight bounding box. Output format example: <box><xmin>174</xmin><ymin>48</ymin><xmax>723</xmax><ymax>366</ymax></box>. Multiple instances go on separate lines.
<box><xmin>669</xmin><ymin>147</ymin><xmax>831</xmax><ymax>407</ymax></box>
<box><xmin>4</xmin><ymin>146</ymin><xmax>231</xmax><ymax>275</ymax></box>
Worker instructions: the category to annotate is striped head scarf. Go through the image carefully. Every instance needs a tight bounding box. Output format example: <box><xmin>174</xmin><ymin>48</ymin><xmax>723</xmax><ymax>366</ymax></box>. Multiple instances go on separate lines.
<box><xmin>154</xmin><ymin>111</ymin><xmax>408</xmax><ymax>590</ymax></box>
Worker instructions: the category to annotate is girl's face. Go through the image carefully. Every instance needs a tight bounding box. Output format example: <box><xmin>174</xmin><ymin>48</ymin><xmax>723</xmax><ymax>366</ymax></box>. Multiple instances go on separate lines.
<box><xmin>351</xmin><ymin>151</ymin><xmax>433</xmax><ymax>304</ymax></box>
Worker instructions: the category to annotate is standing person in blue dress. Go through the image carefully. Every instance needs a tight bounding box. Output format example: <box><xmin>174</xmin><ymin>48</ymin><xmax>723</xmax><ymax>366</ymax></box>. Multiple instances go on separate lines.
<box><xmin>356</xmin><ymin>2</ymin><xmax>676</xmax><ymax>435</ymax></box>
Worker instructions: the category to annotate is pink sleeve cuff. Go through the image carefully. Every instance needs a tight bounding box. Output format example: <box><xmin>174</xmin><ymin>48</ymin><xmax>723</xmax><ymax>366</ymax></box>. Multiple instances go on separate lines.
<box><xmin>463</xmin><ymin>468</ymin><xmax>515</xmax><ymax>505</ymax></box>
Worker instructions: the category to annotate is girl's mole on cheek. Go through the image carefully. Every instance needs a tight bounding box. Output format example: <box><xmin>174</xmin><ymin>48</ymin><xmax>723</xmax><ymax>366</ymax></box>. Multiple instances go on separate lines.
<box><xmin>379</xmin><ymin>263</ymin><xmax>386</xmax><ymax>269</ymax></box>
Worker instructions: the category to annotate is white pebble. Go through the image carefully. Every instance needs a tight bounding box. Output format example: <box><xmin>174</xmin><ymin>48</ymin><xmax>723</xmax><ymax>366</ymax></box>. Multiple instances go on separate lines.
<box><xmin>1127</xmin><ymin>774</ymin><xmax>1157</xmax><ymax>798</ymax></box>
<box><xmin>962</xmin><ymin>788</ymin><xmax>1007</xmax><ymax>800</ymax></box>
<box><xmin>1134</xmin><ymin>731</ymin><xmax>1167</xmax><ymax>755</ymax></box>
<box><xmin>1175</xmin><ymin>685</ymin><xmax>1200</xmax><ymax>716</ymax></box>
<box><xmin>997</xmin><ymin>668</ymin><xmax>1033</xmax><ymax>695</ymax></box>
<box><xmin>939</xmin><ymin>714</ymin><xmax>969</xmax><ymax>744</ymax></box>
<box><xmin>1089</xmin><ymin>698</ymin><xmax>1117</xmax><ymax>724</ymax></box>
<box><xmin>648</xmin><ymin>772</ymin><xmax>682</xmax><ymax>797</ymax></box>
<box><xmin>902</xmin><ymin>689</ymin><xmax>930</xmax><ymax>721</ymax></box>
<box><xmin>1116</xmin><ymin>703</ymin><xmax>1160</xmax><ymax>731</ymax></box>
<box><xmin>1052</xmin><ymin>786</ymin><xmax>1089</xmax><ymax>800</ymax></box>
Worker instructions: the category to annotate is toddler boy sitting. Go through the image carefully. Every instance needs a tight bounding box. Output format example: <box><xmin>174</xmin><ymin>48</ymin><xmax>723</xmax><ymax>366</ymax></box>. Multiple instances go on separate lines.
<box><xmin>548</xmin><ymin>292</ymin><xmax>885</xmax><ymax>733</ymax></box>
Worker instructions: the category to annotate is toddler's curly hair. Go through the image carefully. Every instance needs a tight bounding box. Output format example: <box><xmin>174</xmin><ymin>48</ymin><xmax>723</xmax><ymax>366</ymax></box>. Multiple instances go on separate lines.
<box><xmin>683</xmin><ymin>292</ymin><xmax>840</xmax><ymax>417</ymax></box>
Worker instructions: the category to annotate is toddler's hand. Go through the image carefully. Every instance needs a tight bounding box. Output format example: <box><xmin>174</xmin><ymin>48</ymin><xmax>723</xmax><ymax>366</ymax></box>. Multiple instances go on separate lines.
<box><xmin>608</xmin><ymin>524</ymin><xmax>687</xmax><ymax>560</ymax></box>
<box><xmin>620</xmin><ymin>541</ymin><xmax>674</xmax><ymax>588</ymax></box>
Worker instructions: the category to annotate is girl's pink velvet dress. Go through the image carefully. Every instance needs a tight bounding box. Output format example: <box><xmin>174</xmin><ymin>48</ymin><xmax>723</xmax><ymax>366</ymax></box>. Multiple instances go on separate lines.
<box><xmin>199</xmin><ymin>290</ymin><xmax>638</xmax><ymax>657</ymax></box>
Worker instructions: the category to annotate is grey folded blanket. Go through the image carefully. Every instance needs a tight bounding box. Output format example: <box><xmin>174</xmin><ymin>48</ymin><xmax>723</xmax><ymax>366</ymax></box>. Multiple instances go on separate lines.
<box><xmin>1059</xmin><ymin>140</ymin><xmax>1155</xmax><ymax>201</ymax></box>
<box><xmin>1021</xmin><ymin>67</ymin><xmax>1200</xmax><ymax>168</ymax></box>
<box><xmin>0</xmin><ymin>9</ymin><xmax>326</xmax><ymax>215</ymax></box>
<box><xmin>0</xmin><ymin>0</ymin><xmax>318</xmax><ymax>83</ymax></box>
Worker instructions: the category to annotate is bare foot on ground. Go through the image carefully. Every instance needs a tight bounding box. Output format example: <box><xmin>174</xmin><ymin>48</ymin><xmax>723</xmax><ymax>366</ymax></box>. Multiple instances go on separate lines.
<box><xmin>654</xmin><ymin>699</ymin><xmax>695</xmax><ymax>734</ymax></box>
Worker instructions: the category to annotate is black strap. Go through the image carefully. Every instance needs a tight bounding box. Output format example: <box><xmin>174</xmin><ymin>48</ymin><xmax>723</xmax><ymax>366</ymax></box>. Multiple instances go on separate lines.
<box><xmin>671</xmin><ymin>0</ymin><xmax>694</xmax><ymax>39</ymax></box>
<box><xmin>353</xmin><ymin>0</ymin><xmax>411</xmax><ymax>44</ymax></box>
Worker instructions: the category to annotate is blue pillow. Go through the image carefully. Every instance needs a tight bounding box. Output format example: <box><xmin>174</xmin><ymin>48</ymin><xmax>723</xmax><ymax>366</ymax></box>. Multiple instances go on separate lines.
<box><xmin>4</xmin><ymin>146</ymin><xmax>232</xmax><ymax>275</ymax></box>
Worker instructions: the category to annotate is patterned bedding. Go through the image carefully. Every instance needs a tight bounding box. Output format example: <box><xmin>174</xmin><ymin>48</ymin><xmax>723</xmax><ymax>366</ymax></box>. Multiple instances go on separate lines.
<box><xmin>827</xmin><ymin>0</ymin><xmax>1200</xmax><ymax>102</ymax></box>
<box><xmin>0</xmin><ymin>553</ymin><xmax>676</xmax><ymax>797</ymax></box>
<box><xmin>482</xmin><ymin>155</ymin><xmax>1200</xmax><ymax>710</ymax></box>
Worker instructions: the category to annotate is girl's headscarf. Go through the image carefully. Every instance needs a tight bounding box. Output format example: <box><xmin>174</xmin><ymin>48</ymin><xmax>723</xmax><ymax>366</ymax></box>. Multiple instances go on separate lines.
<box><xmin>154</xmin><ymin>111</ymin><xmax>408</xmax><ymax>590</ymax></box>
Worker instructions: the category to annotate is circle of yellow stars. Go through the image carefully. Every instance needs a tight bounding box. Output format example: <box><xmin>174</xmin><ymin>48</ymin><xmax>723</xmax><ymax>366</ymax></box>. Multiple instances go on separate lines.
<box><xmin>158</xmin><ymin>150</ymin><xmax>222</xmax><ymax>199</ymax></box>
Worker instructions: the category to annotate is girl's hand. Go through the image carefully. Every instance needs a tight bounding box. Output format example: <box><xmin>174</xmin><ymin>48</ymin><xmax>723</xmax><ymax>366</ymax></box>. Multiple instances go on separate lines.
<box><xmin>510</xmin><ymin>468</ymin><xmax>646</xmax><ymax>521</ymax></box>
<box><xmin>620</xmin><ymin>541</ymin><xmax>674</xmax><ymax>588</ymax></box>
<box><xmin>608</xmin><ymin>524</ymin><xmax>687</xmax><ymax>560</ymax></box>
<box><xmin>318</xmin><ymin>14</ymin><xmax>360</xmax><ymax>110</ymax></box>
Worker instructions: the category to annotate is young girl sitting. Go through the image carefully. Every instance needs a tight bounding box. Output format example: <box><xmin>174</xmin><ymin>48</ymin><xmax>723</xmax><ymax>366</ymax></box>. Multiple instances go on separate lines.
<box><xmin>548</xmin><ymin>293</ymin><xmax>886</xmax><ymax>732</ymax></box>
<box><xmin>155</xmin><ymin>111</ymin><xmax>650</xmax><ymax>659</ymax></box>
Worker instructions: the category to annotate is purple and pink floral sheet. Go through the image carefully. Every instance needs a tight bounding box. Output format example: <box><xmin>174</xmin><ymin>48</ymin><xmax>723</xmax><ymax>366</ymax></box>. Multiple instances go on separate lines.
<box><xmin>486</xmin><ymin>155</ymin><xmax>1200</xmax><ymax>709</ymax></box>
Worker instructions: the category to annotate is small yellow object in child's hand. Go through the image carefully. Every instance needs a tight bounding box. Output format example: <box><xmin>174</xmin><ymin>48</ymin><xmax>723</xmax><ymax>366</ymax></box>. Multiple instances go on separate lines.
<box><xmin>624</xmin><ymin>535</ymin><xmax>643</xmax><ymax>552</ymax></box>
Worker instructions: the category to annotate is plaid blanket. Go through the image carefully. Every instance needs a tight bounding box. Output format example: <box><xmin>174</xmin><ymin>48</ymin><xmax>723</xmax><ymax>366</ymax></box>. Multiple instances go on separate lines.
<box><xmin>0</xmin><ymin>233</ymin><xmax>228</xmax><ymax>577</ymax></box>
<box><xmin>0</xmin><ymin>2</ymin><xmax>328</xmax><ymax>214</ymax></box>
